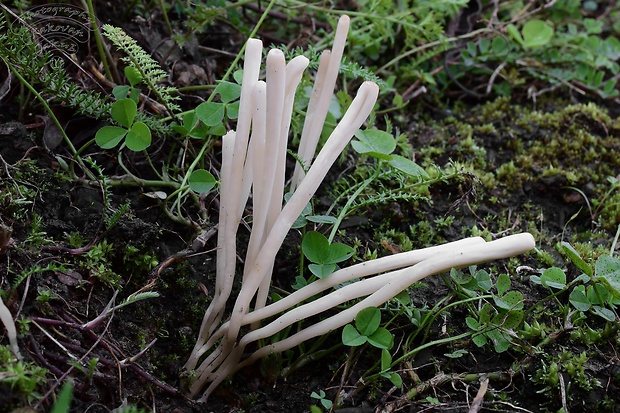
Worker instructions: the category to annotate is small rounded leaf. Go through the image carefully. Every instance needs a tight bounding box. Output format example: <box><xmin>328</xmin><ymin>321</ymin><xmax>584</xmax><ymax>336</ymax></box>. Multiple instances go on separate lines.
<box><xmin>196</xmin><ymin>102</ymin><xmax>226</xmax><ymax>127</ymax></box>
<box><xmin>388</xmin><ymin>155</ymin><xmax>429</xmax><ymax>178</ymax></box>
<box><xmin>126</xmin><ymin>121</ymin><xmax>151</xmax><ymax>151</ymax></box>
<box><xmin>495</xmin><ymin>273</ymin><xmax>511</xmax><ymax>296</ymax></box>
<box><xmin>308</xmin><ymin>263</ymin><xmax>336</xmax><ymax>279</ymax></box>
<box><xmin>355</xmin><ymin>307</ymin><xmax>381</xmax><ymax>336</ymax></box>
<box><xmin>188</xmin><ymin>169</ymin><xmax>216</xmax><ymax>194</ymax></box>
<box><xmin>111</xmin><ymin>98</ymin><xmax>137</xmax><ymax>128</ymax></box>
<box><xmin>569</xmin><ymin>286</ymin><xmax>591</xmax><ymax>312</ymax></box>
<box><xmin>493</xmin><ymin>291</ymin><xmax>524</xmax><ymax>311</ymax></box>
<box><xmin>540</xmin><ymin>267</ymin><xmax>567</xmax><ymax>290</ymax></box>
<box><xmin>522</xmin><ymin>20</ymin><xmax>554</xmax><ymax>48</ymax></box>
<box><xmin>214</xmin><ymin>81</ymin><xmax>242</xmax><ymax>103</ymax></box>
<box><xmin>302</xmin><ymin>231</ymin><xmax>331</xmax><ymax>264</ymax></box>
<box><xmin>368</xmin><ymin>327</ymin><xmax>394</xmax><ymax>350</ymax></box>
<box><xmin>95</xmin><ymin>125</ymin><xmax>127</xmax><ymax>149</ymax></box>
<box><xmin>326</xmin><ymin>242</ymin><xmax>355</xmax><ymax>265</ymax></box>
<box><xmin>352</xmin><ymin>129</ymin><xmax>396</xmax><ymax>159</ymax></box>
<box><xmin>342</xmin><ymin>324</ymin><xmax>366</xmax><ymax>347</ymax></box>
<box><xmin>112</xmin><ymin>85</ymin><xmax>131</xmax><ymax>100</ymax></box>
<box><xmin>124</xmin><ymin>66</ymin><xmax>143</xmax><ymax>86</ymax></box>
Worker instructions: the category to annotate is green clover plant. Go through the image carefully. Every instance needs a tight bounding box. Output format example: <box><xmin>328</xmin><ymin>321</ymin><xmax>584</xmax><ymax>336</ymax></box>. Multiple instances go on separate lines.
<box><xmin>449</xmin><ymin>267</ymin><xmax>524</xmax><ymax>353</ymax></box>
<box><xmin>95</xmin><ymin>98</ymin><xmax>152</xmax><ymax>151</ymax></box>
<box><xmin>529</xmin><ymin>241</ymin><xmax>620</xmax><ymax>322</ymax></box>
<box><xmin>342</xmin><ymin>306</ymin><xmax>400</xmax><ymax>387</ymax></box>
<box><xmin>302</xmin><ymin>231</ymin><xmax>354</xmax><ymax>279</ymax></box>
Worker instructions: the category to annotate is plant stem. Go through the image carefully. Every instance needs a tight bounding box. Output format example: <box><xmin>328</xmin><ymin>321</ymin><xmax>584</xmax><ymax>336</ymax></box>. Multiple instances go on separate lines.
<box><xmin>6</xmin><ymin>61</ymin><xmax>96</xmax><ymax>181</ymax></box>
<box><xmin>82</xmin><ymin>0</ymin><xmax>114</xmax><ymax>81</ymax></box>
<box><xmin>328</xmin><ymin>166</ymin><xmax>380</xmax><ymax>242</ymax></box>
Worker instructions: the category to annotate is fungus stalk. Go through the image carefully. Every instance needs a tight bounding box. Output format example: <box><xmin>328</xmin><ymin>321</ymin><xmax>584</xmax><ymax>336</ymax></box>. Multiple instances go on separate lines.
<box><xmin>0</xmin><ymin>295</ymin><xmax>22</xmax><ymax>361</ymax></box>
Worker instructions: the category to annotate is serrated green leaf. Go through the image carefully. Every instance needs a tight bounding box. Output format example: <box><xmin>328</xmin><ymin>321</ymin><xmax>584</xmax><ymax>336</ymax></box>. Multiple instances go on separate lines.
<box><xmin>126</xmin><ymin>121</ymin><xmax>151</xmax><ymax>151</ymax></box>
<box><xmin>188</xmin><ymin>169</ymin><xmax>216</xmax><ymax>194</ymax></box>
<box><xmin>111</xmin><ymin>98</ymin><xmax>137</xmax><ymax>128</ymax></box>
<box><xmin>356</xmin><ymin>307</ymin><xmax>381</xmax><ymax>336</ymax></box>
<box><xmin>342</xmin><ymin>324</ymin><xmax>366</xmax><ymax>346</ymax></box>
<box><xmin>95</xmin><ymin>125</ymin><xmax>127</xmax><ymax>149</ymax></box>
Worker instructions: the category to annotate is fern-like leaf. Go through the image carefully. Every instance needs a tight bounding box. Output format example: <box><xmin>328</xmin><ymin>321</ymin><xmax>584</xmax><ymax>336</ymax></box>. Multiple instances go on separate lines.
<box><xmin>103</xmin><ymin>25</ymin><xmax>180</xmax><ymax>116</ymax></box>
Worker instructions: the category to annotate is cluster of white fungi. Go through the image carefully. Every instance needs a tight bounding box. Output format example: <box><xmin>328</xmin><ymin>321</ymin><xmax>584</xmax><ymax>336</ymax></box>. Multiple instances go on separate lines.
<box><xmin>180</xmin><ymin>15</ymin><xmax>535</xmax><ymax>402</ymax></box>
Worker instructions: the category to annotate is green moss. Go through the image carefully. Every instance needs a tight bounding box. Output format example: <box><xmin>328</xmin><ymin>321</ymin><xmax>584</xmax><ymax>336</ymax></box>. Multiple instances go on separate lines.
<box><xmin>412</xmin><ymin>96</ymin><xmax>620</xmax><ymax>233</ymax></box>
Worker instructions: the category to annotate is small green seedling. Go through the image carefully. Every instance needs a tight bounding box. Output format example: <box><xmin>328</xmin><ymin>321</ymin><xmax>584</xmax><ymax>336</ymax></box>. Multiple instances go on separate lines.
<box><xmin>342</xmin><ymin>306</ymin><xmax>401</xmax><ymax>387</ymax></box>
<box><xmin>302</xmin><ymin>231</ymin><xmax>354</xmax><ymax>278</ymax></box>
<box><xmin>95</xmin><ymin>98</ymin><xmax>151</xmax><ymax>151</ymax></box>
<box><xmin>531</xmin><ymin>242</ymin><xmax>620</xmax><ymax>321</ymax></box>
<box><xmin>172</xmin><ymin>79</ymin><xmax>241</xmax><ymax>139</ymax></box>
<box><xmin>507</xmin><ymin>19</ymin><xmax>554</xmax><ymax>49</ymax></box>
<box><xmin>449</xmin><ymin>266</ymin><xmax>493</xmax><ymax>298</ymax></box>
<box><xmin>51</xmin><ymin>381</ymin><xmax>73</xmax><ymax>413</ymax></box>
<box><xmin>462</xmin><ymin>271</ymin><xmax>524</xmax><ymax>353</ymax></box>
<box><xmin>310</xmin><ymin>389</ymin><xmax>333</xmax><ymax>410</ymax></box>
<box><xmin>342</xmin><ymin>306</ymin><xmax>393</xmax><ymax>349</ymax></box>
<box><xmin>112</xmin><ymin>66</ymin><xmax>143</xmax><ymax>102</ymax></box>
